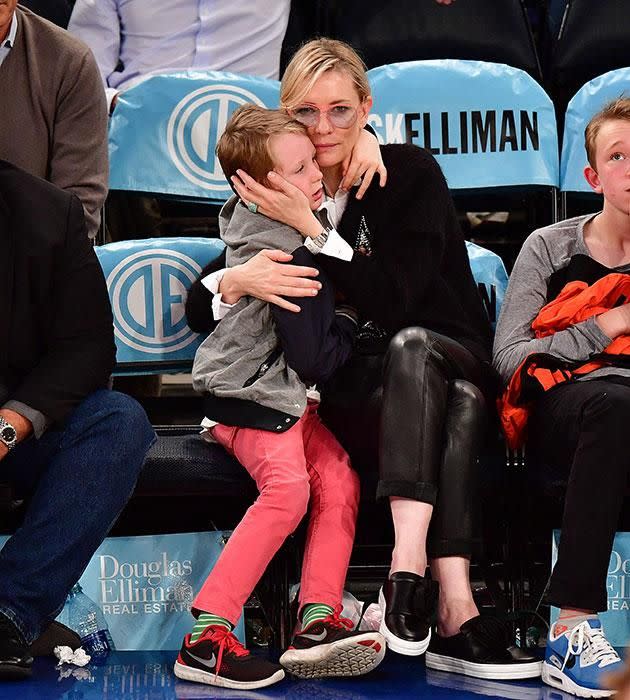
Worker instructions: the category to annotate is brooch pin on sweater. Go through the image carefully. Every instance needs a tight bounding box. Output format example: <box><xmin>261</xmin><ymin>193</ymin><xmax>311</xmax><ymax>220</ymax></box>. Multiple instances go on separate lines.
<box><xmin>354</xmin><ymin>216</ymin><xmax>372</xmax><ymax>257</ymax></box>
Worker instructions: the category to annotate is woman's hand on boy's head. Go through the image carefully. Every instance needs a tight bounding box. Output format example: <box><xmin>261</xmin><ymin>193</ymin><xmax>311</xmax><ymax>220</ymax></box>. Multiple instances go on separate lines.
<box><xmin>341</xmin><ymin>129</ymin><xmax>387</xmax><ymax>199</ymax></box>
<box><xmin>231</xmin><ymin>169</ymin><xmax>320</xmax><ymax>238</ymax></box>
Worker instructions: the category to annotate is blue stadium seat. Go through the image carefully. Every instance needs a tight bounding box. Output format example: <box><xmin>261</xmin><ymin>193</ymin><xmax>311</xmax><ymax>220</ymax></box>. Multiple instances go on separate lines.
<box><xmin>466</xmin><ymin>241</ymin><xmax>509</xmax><ymax>329</ymax></box>
<box><xmin>367</xmin><ymin>59</ymin><xmax>558</xmax><ymax>193</ymax></box>
<box><xmin>95</xmin><ymin>237</ymin><xmax>225</xmax><ymax>375</ymax></box>
<box><xmin>367</xmin><ymin>59</ymin><xmax>560</xmax><ymax>267</ymax></box>
<box><xmin>108</xmin><ymin>72</ymin><xmax>280</xmax><ymax>205</ymax></box>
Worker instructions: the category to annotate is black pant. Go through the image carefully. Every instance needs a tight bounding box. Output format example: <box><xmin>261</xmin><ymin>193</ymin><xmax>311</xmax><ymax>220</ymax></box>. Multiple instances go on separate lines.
<box><xmin>528</xmin><ymin>377</ymin><xmax>630</xmax><ymax>612</ymax></box>
<box><xmin>320</xmin><ymin>327</ymin><xmax>493</xmax><ymax>558</ymax></box>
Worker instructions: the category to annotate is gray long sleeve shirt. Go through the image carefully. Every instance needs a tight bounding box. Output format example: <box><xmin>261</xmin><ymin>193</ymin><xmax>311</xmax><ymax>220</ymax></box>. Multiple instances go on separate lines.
<box><xmin>493</xmin><ymin>213</ymin><xmax>630</xmax><ymax>386</ymax></box>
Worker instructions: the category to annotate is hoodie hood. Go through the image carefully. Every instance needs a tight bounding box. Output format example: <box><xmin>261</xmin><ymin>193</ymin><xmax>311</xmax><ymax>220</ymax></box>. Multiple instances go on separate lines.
<box><xmin>220</xmin><ymin>195</ymin><xmax>305</xmax><ymax>266</ymax></box>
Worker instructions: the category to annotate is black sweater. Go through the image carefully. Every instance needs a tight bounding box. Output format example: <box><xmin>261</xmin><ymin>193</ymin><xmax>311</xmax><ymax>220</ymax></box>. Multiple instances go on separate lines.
<box><xmin>186</xmin><ymin>144</ymin><xmax>492</xmax><ymax>364</ymax></box>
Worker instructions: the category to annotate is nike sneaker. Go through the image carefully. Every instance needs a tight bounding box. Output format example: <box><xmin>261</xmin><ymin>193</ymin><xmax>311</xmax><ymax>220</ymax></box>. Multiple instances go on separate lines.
<box><xmin>279</xmin><ymin>605</ymin><xmax>386</xmax><ymax>679</ymax></box>
<box><xmin>173</xmin><ymin>625</ymin><xmax>284</xmax><ymax>690</ymax></box>
<box><xmin>542</xmin><ymin>618</ymin><xmax>623</xmax><ymax>698</ymax></box>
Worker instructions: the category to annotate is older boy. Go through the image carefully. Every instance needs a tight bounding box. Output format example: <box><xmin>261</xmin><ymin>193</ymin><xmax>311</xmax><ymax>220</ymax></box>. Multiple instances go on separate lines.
<box><xmin>174</xmin><ymin>106</ymin><xmax>385</xmax><ymax>690</ymax></box>
<box><xmin>493</xmin><ymin>99</ymin><xmax>630</xmax><ymax>697</ymax></box>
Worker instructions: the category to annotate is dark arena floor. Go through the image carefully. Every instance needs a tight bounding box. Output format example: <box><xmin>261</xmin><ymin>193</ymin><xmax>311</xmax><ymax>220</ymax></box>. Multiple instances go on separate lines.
<box><xmin>0</xmin><ymin>650</ymin><xmax>568</xmax><ymax>700</ymax></box>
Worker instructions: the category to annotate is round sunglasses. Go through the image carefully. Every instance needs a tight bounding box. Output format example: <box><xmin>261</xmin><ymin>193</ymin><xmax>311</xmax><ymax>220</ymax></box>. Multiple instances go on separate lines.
<box><xmin>289</xmin><ymin>104</ymin><xmax>359</xmax><ymax>129</ymax></box>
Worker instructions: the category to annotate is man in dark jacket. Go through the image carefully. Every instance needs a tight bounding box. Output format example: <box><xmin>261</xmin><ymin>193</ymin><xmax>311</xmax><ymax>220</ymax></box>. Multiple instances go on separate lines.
<box><xmin>0</xmin><ymin>161</ymin><xmax>155</xmax><ymax>679</ymax></box>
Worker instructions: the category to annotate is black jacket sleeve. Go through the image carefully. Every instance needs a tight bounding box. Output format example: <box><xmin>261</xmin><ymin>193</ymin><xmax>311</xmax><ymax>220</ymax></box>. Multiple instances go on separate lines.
<box><xmin>271</xmin><ymin>247</ymin><xmax>357</xmax><ymax>385</ymax></box>
<box><xmin>11</xmin><ymin>195</ymin><xmax>116</xmax><ymax>424</ymax></box>
<box><xmin>185</xmin><ymin>247</ymin><xmax>227</xmax><ymax>333</ymax></box>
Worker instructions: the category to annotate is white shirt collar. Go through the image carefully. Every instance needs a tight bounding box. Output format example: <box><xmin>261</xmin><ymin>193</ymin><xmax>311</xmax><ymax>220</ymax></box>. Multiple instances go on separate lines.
<box><xmin>2</xmin><ymin>12</ymin><xmax>18</xmax><ymax>49</ymax></box>
<box><xmin>319</xmin><ymin>177</ymin><xmax>362</xmax><ymax>229</ymax></box>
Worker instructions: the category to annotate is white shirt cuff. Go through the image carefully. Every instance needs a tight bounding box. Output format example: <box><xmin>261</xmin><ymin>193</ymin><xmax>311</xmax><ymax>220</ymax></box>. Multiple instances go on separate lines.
<box><xmin>106</xmin><ymin>87</ymin><xmax>119</xmax><ymax>114</ymax></box>
<box><xmin>201</xmin><ymin>268</ymin><xmax>237</xmax><ymax>321</ymax></box>
<box><xmin>304</xmin><ymin>228</ymin><xmax>353</xmax><ymax>261</ymax></box>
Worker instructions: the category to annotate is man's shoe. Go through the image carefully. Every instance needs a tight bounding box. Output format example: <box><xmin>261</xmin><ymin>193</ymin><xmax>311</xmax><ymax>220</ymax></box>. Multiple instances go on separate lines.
<box><xmin>279</xmin><ymin>605</ymin><xmax>385</xmax><ymax>679</ymax></box>
<box><xmin>174</xmin><ymin>626</ymin><xmax>284</xmax><ymax>690</ymax></box>
<box><xmin>542</xmin><ymin>618</ymin><xmax>622</xmax><ymax>698</ymax></box>
<box><xmin>29</xmin><ymin>621</ymin><xmax>80</xmax><ymax>657</ymax></box>
<box><xmin>425</xmin><ymin>615</ymin><xmax>542</xmax><ymax>680</ymax></box>
<box><xmin>0</xmin><ymin>616</ymin><xmax>33</xmax><ymax>680</ymax></box>
<box><xmin>378</xmin><ymin>571</ymin><xmax>438</xmax><ymax>656</ymax></box>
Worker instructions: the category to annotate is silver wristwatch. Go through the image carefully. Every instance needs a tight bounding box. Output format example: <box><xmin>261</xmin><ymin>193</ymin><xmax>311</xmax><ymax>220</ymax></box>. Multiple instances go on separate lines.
<box><xmin>0</xmin><ymin>417</ymin><xmax>17</xmax><ymax>451</ymax></box>
<box><xmin>304</xmin><ymin>228</ymin><xmax>330</xmax><ymax>255</ymax></box>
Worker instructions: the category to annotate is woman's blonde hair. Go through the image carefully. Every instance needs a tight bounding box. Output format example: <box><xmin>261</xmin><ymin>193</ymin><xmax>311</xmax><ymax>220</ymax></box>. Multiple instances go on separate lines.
<box><xmin>280</xmin><ymin>38</ymin><xmax>371</xmax><ymax>109</ymax></box>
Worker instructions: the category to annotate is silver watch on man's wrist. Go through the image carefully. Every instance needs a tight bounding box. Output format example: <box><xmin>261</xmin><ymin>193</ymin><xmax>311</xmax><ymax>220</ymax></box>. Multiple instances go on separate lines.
<box><xmin>0</xmin><ymin>417</ymin><xmax>17</xmax><ymax>451</ymax></box>
<box><xmin>304</xmin><ymin>228</ymin><xmax>330</xmax><ymax>255</ymax></box>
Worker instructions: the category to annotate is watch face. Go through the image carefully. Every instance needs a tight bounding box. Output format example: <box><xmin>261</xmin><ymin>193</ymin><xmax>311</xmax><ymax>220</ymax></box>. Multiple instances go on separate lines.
<box><xmin>0</xmin><ymin>426</ymin><xmax>16</xmax><ymax>443</ymax></box>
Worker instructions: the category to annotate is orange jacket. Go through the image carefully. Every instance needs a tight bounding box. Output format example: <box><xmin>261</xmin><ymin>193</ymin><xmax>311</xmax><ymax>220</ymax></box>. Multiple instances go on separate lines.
<box><xmin>499</xmin><ymin>273</ymin><xmax>630</xmax><ymax>449</ymax></box>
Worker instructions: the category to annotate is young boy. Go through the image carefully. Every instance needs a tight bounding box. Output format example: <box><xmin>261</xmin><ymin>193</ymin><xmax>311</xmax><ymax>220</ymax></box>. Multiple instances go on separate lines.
<box><xmin>174</xmin><ymin>105</ymin><xmax>386</xmax><ymax>690</ymax></box>
<box><xmin>493</xmin><ymin>99</ymin><xmax>630</xmax><ymax>697</ymax></box>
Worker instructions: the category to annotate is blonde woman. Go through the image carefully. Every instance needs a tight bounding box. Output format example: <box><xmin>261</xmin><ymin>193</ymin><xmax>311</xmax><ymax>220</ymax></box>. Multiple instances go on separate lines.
<box><xmin>187</xmin><ymin>38</ymin><xmax>539</xmax><ymax>681</ymax></box>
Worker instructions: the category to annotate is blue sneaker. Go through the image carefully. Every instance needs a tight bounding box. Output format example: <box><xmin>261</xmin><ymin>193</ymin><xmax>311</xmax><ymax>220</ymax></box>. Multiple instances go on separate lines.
<box><xmin>542</xmin><ymin>619</ymin><xmax>623</xmax><ymax>698</ymax></box>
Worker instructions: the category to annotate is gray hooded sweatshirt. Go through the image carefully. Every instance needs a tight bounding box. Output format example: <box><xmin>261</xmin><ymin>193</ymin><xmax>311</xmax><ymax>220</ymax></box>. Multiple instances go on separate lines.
<box><xmin>192</xmin><ymin>196</ymin><xmax>309</xmax><ymax>424</ymax></box>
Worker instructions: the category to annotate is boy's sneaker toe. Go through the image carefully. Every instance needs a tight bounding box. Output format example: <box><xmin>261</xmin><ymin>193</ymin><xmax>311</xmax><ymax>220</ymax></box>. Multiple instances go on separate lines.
<box><xmin>280</xmin><ymin>605</ymin><xmax>385</xmax><ymax>679</ymax></box>
<box><xmin>542</xmin><ymin>618</ymin><xmax>622</xmax><ymax>698</ymax></box>
<box><xmin>174</xmin><ymin>626</ymin><xmax>284</xmax><ymax>690</ymax></box>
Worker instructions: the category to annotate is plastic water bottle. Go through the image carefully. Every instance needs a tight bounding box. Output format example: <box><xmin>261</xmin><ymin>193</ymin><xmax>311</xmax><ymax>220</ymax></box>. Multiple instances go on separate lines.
<box><xmin>60</xmin><ymin>583</ymin><xmax>115</xmax><ymax>658</ymax></box>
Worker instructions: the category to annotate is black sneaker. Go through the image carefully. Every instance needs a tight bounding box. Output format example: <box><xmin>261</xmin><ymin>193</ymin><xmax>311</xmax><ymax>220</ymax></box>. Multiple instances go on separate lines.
<box><xmin>378</xmin><ymin>571</ymin><xmax>439</xmax><ymax>656</ymax></box>
<box><xmin>173</xmin><ymin>625</ymin><xmax>285</xmax><ymax>689</ymax></box>
<box><xmin>279</xmin><ymin>605</ymin><xmax>386</xmax><ymax>679</ymax></box>
<box><xmin>0</xmin><ymin>615</ymin><xmax>32</xmax><ymax>680</ymax></box>
<box><xmin>425</xmin><ymin>615</ymin><xmax>542</xmax><ymax>680</ymax></box>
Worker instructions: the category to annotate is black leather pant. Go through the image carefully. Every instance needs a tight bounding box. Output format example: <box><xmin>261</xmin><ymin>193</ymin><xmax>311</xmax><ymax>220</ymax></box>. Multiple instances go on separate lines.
<box><xmin>321</xmin><ymin>327</ymin><xmax>492</xmax><ymax>558</ymax></box>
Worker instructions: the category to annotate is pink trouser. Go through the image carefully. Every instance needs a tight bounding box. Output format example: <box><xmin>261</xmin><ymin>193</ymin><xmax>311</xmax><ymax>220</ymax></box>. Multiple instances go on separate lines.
<box><xmin>193</xmin><ymin>401</ymin><xmax>360</xmax><ymax>625</ymax></box>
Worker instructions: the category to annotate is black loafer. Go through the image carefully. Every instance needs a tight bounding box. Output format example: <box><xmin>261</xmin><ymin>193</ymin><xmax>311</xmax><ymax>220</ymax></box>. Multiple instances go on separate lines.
<box><xmin>425</xmin><ymin>615</ymin><xmax>542</xmax><ymax>680</ymax></box>
<box><xmin>0</xmin><ymin>615</ymin><xmax>33</xmax><ymax>680</ymax></box>
<box><xmin>378</xmin><ymin>571</ymin><xmax>439</xmax><ymax>656</ymax></box>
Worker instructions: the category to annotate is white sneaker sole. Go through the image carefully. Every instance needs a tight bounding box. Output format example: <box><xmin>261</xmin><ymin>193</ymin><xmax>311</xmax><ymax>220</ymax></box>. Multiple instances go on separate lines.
<box><xmin>542</xmin><ymin>661</ymin><xmax>614</xmax><ymax>698</ymax></box>
<box><xmin>425</xmin><ymin>651</ymin><xmax>542</xmax><ymax>680</ymax></box>
<box><xmin>378</xmin><ymin>588</ymin><xmax>430</xmax><ymax>656</ymax></box>
<box><xmin>173</xmin><ymin>661</ymin><xmax>285</xmax><ymax>689</ymax></box>
<box><xmin>279</xmin><ymin>632</ymin><xmax>386</xmax><ymax>679</ymax></box>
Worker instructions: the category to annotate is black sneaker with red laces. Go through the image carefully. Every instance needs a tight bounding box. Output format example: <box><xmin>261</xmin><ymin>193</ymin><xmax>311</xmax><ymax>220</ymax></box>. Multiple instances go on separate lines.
<box><xmin>173</xmin><ymin>625</ymin><xmax>285</xmax><ymax>690</ymax></box>
<box><xmin>279</xmin><ymin>605</ymin><xmax>386</xmax><ymax>679</ymax></box>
